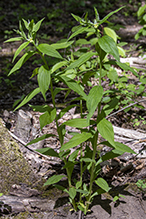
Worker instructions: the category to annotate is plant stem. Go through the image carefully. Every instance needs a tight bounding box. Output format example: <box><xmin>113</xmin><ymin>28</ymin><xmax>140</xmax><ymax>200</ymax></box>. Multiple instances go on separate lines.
<box><xmin>85</xmin><ymin>131</ymin><xmax>98</xmax><ymax>214</ymax></box>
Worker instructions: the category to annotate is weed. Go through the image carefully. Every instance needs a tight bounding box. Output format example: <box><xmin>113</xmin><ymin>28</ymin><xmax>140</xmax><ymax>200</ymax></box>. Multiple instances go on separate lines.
<box><xmin>5</xmin><ymin>7</ymin><xmax>138</xmax><ymax>215</ymax></box>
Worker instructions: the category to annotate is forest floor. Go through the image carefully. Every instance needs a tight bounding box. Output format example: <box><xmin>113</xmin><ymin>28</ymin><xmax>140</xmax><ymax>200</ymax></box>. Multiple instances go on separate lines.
<box><xmin>0</xmin><ymin>0</ymin><xmax>146</xmax><ymax>218</ymax></box>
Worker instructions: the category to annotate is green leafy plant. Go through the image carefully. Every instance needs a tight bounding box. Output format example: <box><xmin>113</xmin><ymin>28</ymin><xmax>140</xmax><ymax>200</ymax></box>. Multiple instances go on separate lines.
<box><xmin>136</xmin><ymin>179</ymin><xmax>146</xmax><ymax>192</ymax></box>
<box><xmin>5</xmin><ymin>7</ymin><xmax>138</xmax><ymax>215</ymax></box>
<box><xmin>133</xmin><ymin>115</ymin><xmax>146</xmax><ymax>127</ymax></box>
<box><xmin>135</xmin><ymin>3</ymin><xmax>146</xmax><ymax>40</ymax></box>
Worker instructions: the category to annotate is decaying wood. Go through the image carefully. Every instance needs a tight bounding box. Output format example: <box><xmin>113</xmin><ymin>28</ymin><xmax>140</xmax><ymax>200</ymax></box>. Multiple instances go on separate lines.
<box><xmin>113</xmin><ymin>125</ymin><xmax>146</xmax><ymax>140</ymax></box>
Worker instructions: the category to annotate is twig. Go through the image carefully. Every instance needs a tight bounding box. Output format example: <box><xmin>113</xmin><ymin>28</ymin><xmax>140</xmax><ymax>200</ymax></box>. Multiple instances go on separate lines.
<box><xmin>78</xmin><ymin>210</ymin><xmax>83</xmax><ymax>219</ymax></box>
<box><xmin>106</xmin><ymin>98</ymin><xmax>146</xmax><ymax>119</ymax></box>
<box><xmin>8</xmin><ymin>130</ymin><xmax>54</xmax><ymax>163</ymax></box>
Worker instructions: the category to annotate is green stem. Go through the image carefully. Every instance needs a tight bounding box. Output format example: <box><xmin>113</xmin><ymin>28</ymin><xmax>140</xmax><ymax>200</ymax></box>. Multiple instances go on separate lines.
<box><xmin>85</xmin><ymin>131</ymin><xmax>98</xmax><ymax>214</ymax></box>
<box><xmin>64</xmin><ymin>158</ymin><xmax>77</xmax><ymax>211</ymax></box>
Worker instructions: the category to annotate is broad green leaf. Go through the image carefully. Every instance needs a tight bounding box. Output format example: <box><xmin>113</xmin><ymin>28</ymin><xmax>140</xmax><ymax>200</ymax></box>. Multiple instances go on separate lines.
<box><xmin>99</xmin><ymin>7</ymin><xmax>124</xmax><ymax>25</ymax></box>
<box><xmin>30</xmin><ymin>104</ymin><xmax>52</xmax><ymax>112</ymax></box>
<box><xmin>68</xmin><ymin>26</ymin><xmax>88</xmax><ymax>41</ymax></box>
<box><xmin>4</xmin><ymin>37</ymin><xmax>23</xmax><ymax>43</ymax></box>
<box><xmin>66</xmin><ymin>51</ymin><xmax>94</xmax><ymax>70</ymax></box>
<box><xmin>69</xmin><ymin>149</ymin><xmax>80</xmax><ymax>161</ymax></box>
<box><xmin>63</xmin><ymin>118</ymin><xmax>89</xmax><ymax>128</ymax></box>
<box><xmin>51</xmin><ymin>61</ymin><xmax>68</xmax><ymax>73</ymax></box>
<box><xmin>44</xmin><ymin>174</ymin><xmax>66</xmax><ymax>186</ymax></box>
<box><xmin>76</xmin><ymin>180</ymin><xmax>82</xmax><ymax>189</ymax></box>
<box><xmin>114</xmin><ymin>142</ymin><xmax>136</xmax><ymax>154</ymax></box>
<box><xmin>36</xmin><ymin>147</ymin><xmax>59</xmax><ymax>158</ymax></box>
<box><xmin>8</xmin><ymin>51</ymin><xmax>35</xmax><ymax>76</ymax></box>
<box><xmin>30</xmin><ymin>67</ymin><xmax>39</xmax><ymax>78</ymax></box>
<box><xmin>27</xmin><ymin>134</ymin><xmax>55</xmax><ymax>146</ymax></box>
<box><xmin>71</xmin><ymin>13</ymin><xmax>82</xmax><ymax>23</ymax></box>
<box><xmin>106</xmin><ymin>60</ymin><xmax>138</xmax><ymax>77</ymax></box>
<box><xmin>57</xmin><ymin>104</ymin><xmax>77</xmax><ymax>120</ymax></box>
<box><xmin>103</xmin><ymin>97</ymin><xmax>119</xmax><ymax>116</ymax></box>
<box><xmin>107</xmin><ymin>68</ymin><xmax>118</xmax><ymax>82</ymax></box>
<box><xmin>53</xmin><ymin>87</ymin><xmax>68</xmax><ymax>97</ymax></box>
<box><xmin>104</xmin><ymin>27</ymin><xmax>118</xmax><ymax>42</ymax></box>
<box><xmin>86</xmin><ymin>86</ymin><xmax>103</xmax><ymax>121</ymax></box>
<box><xmin>22</xmin><ymin>19</ymin><xmax>29</xmax><ymax>30</ymax></box>
<box><xmin>33</xmin><ymin>18</ymin><xmax>45</xmax><ymax>32</ymax></box>
<box><xmin>96</xmin><ymin>149</ymin><xmax>124</xmax><ymax>166</ymax></box>
<box><xmin>95</xmin><ymin>178</ymin><xmax>111</xmax><ymax>192</ymax></box>
<box><xmin>137</xmin><ymin>5</ymin><xmax>146</xmax><ymax>17</ymax></box>
<box><xmin>69</xmin><ymin>187</ymin><xmax>76</xmax><ymax>200</ymax></box>
<box><xmin>75</xmin><ymin>39</ymin><xmax>90</xmax><ymax>46</ymax></box>
<box><xmin>116</xmin><ymin>61</ymin><xmax>138</xmax><ymax>77</ymax></box>
<box><xmin>39</xmin><ymin>108</ymin><xmax>56</xmax><ymax>129</ymax></box>
<box><xmin>12</xmin><ymin>41</ymin><xmax>30</xmax><ymax>62</ymax></box>
<box><xmin>117</xmin><ymin>46</ymin><xmax>126</xmax><ymax>57</ymax></box>
<box><xmin>37</xmin><ymin>66</ymin><xmax>51</xmax><ymax>100</ymax></box>
<box><xmin>97</xmin><ymin>118</ymin><xmax>115</xmax><ymax>146</ymax></box>
<box><xmin>51</xmin><ymin>41</ymin><xmax>74</xmax><ymax>49</ymax></box>
<box><xmin>60</xmin><ymin>76</ymin><xmax>87</xmax><ymax>100</ymax></box>
<box><xmin>57</xmin><ymin>124</ymin><xmax>66</xmax><ymax>146</ymax></box>
<box><xmin>14</xmin><ymin>87</ymin><xmax>40</xmax><ymax>111</ymax></box>
<box><xmin>94</xmin><ymin>7</ymin><xmax>100</xmax><ymax>22</ymax></box>
<box><xmin>37</xmin><ymin>44</ymin><xmax>63</xmax><ymax>59</ymax></box>
<box><xmin>98</xmin><ymin>35</ymin><xmax>120</xmax><ymax>61</ymax></box>
<box><xmin>76</xmin><ymin>189</ymin><xmax>89</xmax><ymax>195</ymax></box>
<box><xmin>61</xmin><ymin>132</ymin><xmax>92</xmax><ymax>150</ymax></box>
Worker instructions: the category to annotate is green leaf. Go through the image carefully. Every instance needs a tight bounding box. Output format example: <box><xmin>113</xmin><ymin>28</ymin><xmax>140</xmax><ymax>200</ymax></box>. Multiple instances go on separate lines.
<box><xmin>53</xmin><ymin>87</ymin><xmax>68</xmax><ymax>97</ymax></box>
<box><xmin>107</xmin><ymin>60</ymin><xmax>138</xmax><ymax>77</ymax></box>
<box><xmin>36</xmin><ymin>147</ymin><xmax>59</xmax><ymax>158</ymax></box>
<box><xmin>98</xmin><ymin>35</ymin><xmax>120</xmax><ymax>61</ymax></box>
<box><xmin>69</xmin><ymin>187</ymin><xmax>76</xmax><ymax>200</ymax></box>
<box><xmin>107</xmin><ymin>68</ymin><xmax>118</xmax><ymax>82</ymax></box>
<box><xmin>63</xmin><ymin>118</ymin><xmax>89</xmax><ymax>128</ymax></box>
<box><xmin>33</xmin><ymin>18</ymin><xmax>45</xmax><ymax>32</ymax></box>
<box><xmin>66</xmin><ymin>51</ymin><xmax>94</xmax><ymax>70</ymax></box>
<box><xmin>44</xmin><ymin>174</ymin><xmax>66</xmax><ymax>186</ymax></box>
<box><xmin>60</xmin><ymin>76</ymin><xmax>87</xmax><ymax>100</ymax></box>
<box><xmin>57</xmin><ymin>104</ymin><xmax>77</xmax><ymax>120</ymax></box>
<box><xmin>30</xmin><ymin>104</ymin><xmax>51</xmax><ymax>112</ymax></box>
<box><xmin>116</xmin><ymin>61</ymin><xmax>138</xmax><ymax>77</ymax></box>
<box><xmin>104</xmin><ymin>27</ymin><xmax>118</xmax><ymax>43</ymax></box>
<box><xmin>69</xmin><ymin>149</ymin><xmax>80</xmax><ymax>161</ymax></box>
<box><xmin>39</xmin><ymin>108</ymin><xmax>56</xmax><ymax>129</ymax></box>
<box><xmin>51</xmin><ymin>61</ymin><xmax>68</xmax><ymax>73</ymax></box>
<box><xmin>71</xmin><ymin>13</ymin><xmax>82</xmax><ymax>23</ymax></box>
<box><xmin>68</xmin><ymin>26</ymin><xmax>88</xmax><ymax>41</ymax></box>
<box><xmin>76</xmin><ymin>181</ymin><xmax>82</xmax><ymax>189</ymax></box>
<box><xmin>14</xmin><ymin>87</ymin><xmax>41</xmax><ymax>111</ymax></box>
<box><xmin>51</xmin><ymin>41</ymin><xmax>74</xmax><ymax>49</ymax></box>
<box><xmin>95</xmin><ymin>178</ymin><xmax>111</xmax><ymax>192</ymax></box>
<box><xmin>103</xmin><ymin>97</ymin><xmax>119</xmax><ymax>116</ymax></box>
<box><xmin>99</xmin><ymin>7</ymin><xmax>124</xmax><ymax>25</ymax></box>
<box><xmin>26</xmin><ymin>134</ymin><xmax>55</xmax><ymax>146</ymax></box>
<box><xmin>97</xmin><ymin>118</ymin><xmax>115</xmax><ymax>146</ymax></box>
<box><xmin>117</xmin><ymin>46</ymin><xmax>126</xmax><ymax>57</ymax></box>
<box><xmin>4</xmin><ymin>37</ymin><xmax>23</xmax><ymax>43</ymax></box>
<box><xmin>37</xmin><ymin>44</ymin><xmax>63</xmax><ymax>59</ymax></box>
<box><xmin>61</xmin><ymin>132</ymin><xmax>92</xmax><ymax>150</ymax></box>
<box><xmin>37</xmin><ymin>66</ymin><xmax>51</xmax><ymax>100</ymax></box>
<box><xmin>86</xmin><ymin>86</ymin><xmax>103</xmax><ymax>121</ymax></box>
<box><xmin>137</xmin><ymin>5</ymin><xmax>146</xmax><ymax>17</ymax></box>
<box><xmin>114</xmin><ymin>142</ymin><xmax>136</xmax><ymax>154</ymax></box>
<box><xmin>13</xmin><ymin>41</ymin><xmax>30</xmax><ymax>62</ymax></box>
<box><xmin>8</xmin><ymin>51</ymin><xmax>35</xmax><ymax>76</ymax></box>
